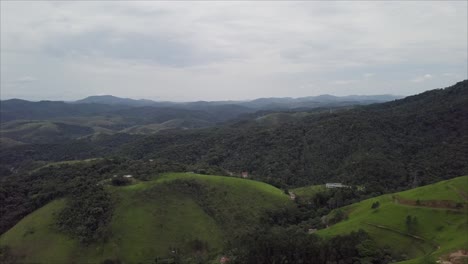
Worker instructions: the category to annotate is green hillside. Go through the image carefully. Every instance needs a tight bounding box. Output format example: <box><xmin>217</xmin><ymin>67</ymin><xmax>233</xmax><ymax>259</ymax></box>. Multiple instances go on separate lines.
<box><xmin>292</xmin><ymin>184</ymin><xmax>327</xmax><ymax>199</ymax></box>
<box><xmin>121</xmin><ymin>118</ymin><xmax>213</xmax><ymax>134</ymax></box>
<box><xmin>0</xmin><ymin>173</ymin><xmax>291</xmax><ymax>263</ymax></box>
<box><xmin>255</xmin><ymin>112</ymin><xmax>311</xmax><ymax>126</ymax></box>
<box><xmin>0</xmin><ymin>120</ymin><xmax>94</xmax><ymax>144</ymax></box>
<box><xmin>0</xmin><ymin>137</ymin><xmax>25</xmax><ymax>148</ymax></box>
<box><xmin>317</xmin><ymin>176</ymin><xmax>468</xmax><ymax>263</ymax></box>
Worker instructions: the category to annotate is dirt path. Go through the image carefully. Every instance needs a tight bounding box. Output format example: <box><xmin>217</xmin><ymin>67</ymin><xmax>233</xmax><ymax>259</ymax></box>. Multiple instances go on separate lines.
<box><xmin>449</xmin><ymin>185</ymin><xmax>468</xmax><ymax>202</ymax></box>
<box><xmin>393</xmin><ymin>196</ymin><xmax>466</xmax><ymax>210</ymax></box>
<box><xmin>365</xmin><ymin>222</ymin><xmax>439</xmax><ymax>249</ymax></box>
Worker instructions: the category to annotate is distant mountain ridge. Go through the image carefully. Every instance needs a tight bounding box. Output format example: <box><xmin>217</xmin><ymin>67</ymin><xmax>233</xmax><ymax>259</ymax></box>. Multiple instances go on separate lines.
<box><xmin>74</xmin><ymin>95</ymin><xmax>159</xmax><ymax>106</ymax></box>
<box><xmin>110</xmin><ymin>80</ymin><xmax>468</xmax><ymax>188</ymax></box>
<box><xmin>73</xmin><ymin>94</ymin><xmax>401</xmax><ymax>108</ymax></box>
<box><xmin>0</xmin><ymin>93</ymin><xmax>401</xmax><ymax>125</ymax></box>
<box><xmin>0</xmin><ymin>80</ymin><xmax>466</xmax><ymax>191</ymax></box>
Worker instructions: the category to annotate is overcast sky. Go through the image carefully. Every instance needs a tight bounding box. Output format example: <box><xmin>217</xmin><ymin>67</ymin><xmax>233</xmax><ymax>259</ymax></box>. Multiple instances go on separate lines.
<box><xmin>1</xmin><ymin>1</ymin><xmax>467</xmax><ymax>101</ymax></box>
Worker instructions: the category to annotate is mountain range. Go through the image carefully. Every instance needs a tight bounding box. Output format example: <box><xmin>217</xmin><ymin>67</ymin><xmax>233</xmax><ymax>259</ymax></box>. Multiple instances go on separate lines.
<box><xmin>1</xmin><ymin>80</ymin><xmax>466</xmax><ymax>188</ymax></box>
<box><xmin>74</xmin><ymin>94</ymin><xmax>401</xmax><ymax>108</ymax></box>
<box><xmin>0</xmin><ymin>80</ymin><xmax>467</xmax><ymax>264</ymax></box>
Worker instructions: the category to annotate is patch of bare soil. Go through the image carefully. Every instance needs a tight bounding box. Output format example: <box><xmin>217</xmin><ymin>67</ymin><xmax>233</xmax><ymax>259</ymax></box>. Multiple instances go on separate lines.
<box><xmin>394</xmin><ymin>196</ymin><xmax>466</xmax><ymax>210</ymax></box>
<box><xmin>438</xmin><ymin>250</ymin><xmax>468</xmax><ymax>264</ymax></box>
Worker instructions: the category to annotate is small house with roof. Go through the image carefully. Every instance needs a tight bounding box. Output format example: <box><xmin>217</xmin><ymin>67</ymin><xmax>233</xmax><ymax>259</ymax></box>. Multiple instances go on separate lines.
<box><xmin>325</xmin><ymin>183</ymin><xmax>347</xmax><ymax>189</ymax></box>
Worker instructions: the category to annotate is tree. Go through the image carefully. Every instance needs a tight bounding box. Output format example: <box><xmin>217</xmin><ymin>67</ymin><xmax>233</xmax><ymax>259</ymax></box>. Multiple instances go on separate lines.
<box><xmin>405</xmin><ymin>215</ymin><xmax>418</xmax><ymax>233</ymax></box>
<box><xmin>371</xmin><ymin>201</ymin><xmax>380</xmax><ymax>209</ymax></box>
<box><xmin>111</xmin><ymin>176</ymin><xmax>131</xmax><ymax>186</ymax></box>
<box><xmin>405</xmin><ymin>215</ymin><xmax>412</xmax><ymax>231</ymax></box>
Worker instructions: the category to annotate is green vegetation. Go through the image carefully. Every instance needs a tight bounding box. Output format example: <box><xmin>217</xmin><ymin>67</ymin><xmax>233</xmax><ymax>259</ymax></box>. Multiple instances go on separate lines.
<box><xmin>0</xmin><ymin>81</ymin><xmax>467</xmax><ymax>263</ymax></box>
<box><xmin>3</xmin><ymin>80</ymin><xmax>466</xmax><ymax>191</ymax></box>
<box><xmin>254</xmin><ymin>112</ymin><xmax>311</xmax><ymax>126</ymax></box>
<box><xmin>317</xmin><ymin>176</ymin><xmax>468</xmax><ymax>263</ymax></box>
<box><xmin>0</xmin><ymin>158</ymin><xmax>188</xmax><ymax>234</ymax></box>
<box><xmin>110</xmin><ymin>176</ymin><xmax>132</xmax><ymax>186</ymax></box>
<box><xmin>292</xmin><ymin>184</ymin><xmax>327</xmax><ymax>198</ymax></box>
<box><xmin>0</xmin><ymin>173</ymin><xmax>291</xmax><ymax>263</ymax></box>
<box><xmin>397</xmin><ymin>176</ymin><xmax>468</xmax><ymax>203</ymax></box>
<box><xmin>56</xmin><ymin>184</ymin><xmax>113</xmax><ymax>243</ymax></box>
<box><xmin>122</xmin><ymin>118</ymin><xmax>213</xmax><ymax>134</ymax></box>
<box><xmin>227</xmin><ymin>227</ymin><xmax>397</xmax><ymax>264</ymax></box>
<box><xmin>0</xmin><ymin>137</ymin><xmax>25</xmax><ymax>148</ymax></box>
<box><xmin>0</xmin><ymin>120</ymin><xmax>94</xmax><ymax>144</ymax></box>
<box><xmin>0</xmin><ymin>200</ymin><xmax>77</xmax><ymax>263</ymax></box>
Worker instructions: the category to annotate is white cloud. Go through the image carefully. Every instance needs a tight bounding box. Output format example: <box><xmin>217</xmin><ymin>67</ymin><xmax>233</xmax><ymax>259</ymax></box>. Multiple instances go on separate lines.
<box><xmin>411</xmin><ymin>74</ymin><xmax>434</xmax><ymax>83</ymax></box>
<box><xmin>1</xmin><ymin>1</ymin><xmax>467</xmax><ymax>100</ymax></box>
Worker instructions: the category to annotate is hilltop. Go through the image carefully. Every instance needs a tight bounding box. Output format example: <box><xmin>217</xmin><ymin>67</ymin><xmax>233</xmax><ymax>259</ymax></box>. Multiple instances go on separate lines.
<box><xmin>74</xmin><ymin>95</ymin><xmax>159</xmax><ymax>106</ymax></box>
<box><xmin>316</xmin><ymin>176</ymin><xmax>468</xmax><ymax>263</ymax></box>
<box><xmin>0</xmin><ymin>173</ymin><xmax>290</xmax><ymax>263</ymax></box>
<box><xmin>0</xmin><ymin>159</ymin><xmax>467</xmax><ymax>263</ymax></box>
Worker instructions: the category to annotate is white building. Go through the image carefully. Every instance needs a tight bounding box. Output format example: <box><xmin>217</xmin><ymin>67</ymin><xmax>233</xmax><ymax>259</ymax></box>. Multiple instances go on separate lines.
<box><xmin>325</xmin><ymin>183</ymin><xmax>347</xmax><ymax>189</ymax></box>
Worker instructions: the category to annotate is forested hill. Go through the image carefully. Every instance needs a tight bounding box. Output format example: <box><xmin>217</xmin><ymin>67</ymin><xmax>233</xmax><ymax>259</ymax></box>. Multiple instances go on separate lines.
<box><xmin>1</xmin><ymin>80</ymin><xmax>467</xmax><ymax>191</ymax></box>
<box><xmin>117</xmin><ymin>80</ymin><xmax>468</xmax><ymax>190</ymax></box>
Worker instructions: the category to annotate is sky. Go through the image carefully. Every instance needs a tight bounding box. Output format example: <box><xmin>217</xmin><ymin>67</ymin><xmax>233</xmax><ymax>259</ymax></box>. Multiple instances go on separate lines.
<box><xmin>1</xmin><ymin>1</ymin><xmax>467</xmax><ymax>101</ymax></box>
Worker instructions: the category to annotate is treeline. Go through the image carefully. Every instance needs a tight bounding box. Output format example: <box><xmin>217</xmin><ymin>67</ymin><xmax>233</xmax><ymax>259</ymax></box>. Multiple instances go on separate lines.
<box><xmin>263</xmin><ymin>187</ymin><xmax>375</xmax><ymax>231</ymax></box>
<box><xmin>222</xmin><ymin>186</ymin><xmax>409</xmax><ymax>263</ymax></box>
<box><xmin>56</xmin><ymin>183</ymin><xmax>112</xmax><ymax>243</ymax></box>
<box><xmin>1</xmin><ymin>80</ymin><xmax>467</xmax><ymax>193</ymax></box>
<box><xmin>119</xmin><ymin>80</ymin><xmax>468</xmax><ymax>191</ymax></box>
<box><xmin>135</xmin><ymin>179</ymin><xmax>403</xmax><ymax>264</ymax></box>
<box><xmin>0</xmin><ymin>158</ymin><xmax>189</xmax><ymax>235</ymax></box>
<box><xmin>227</xmin><ymin>227</ymin><xmax>399</xmax><ymax>264</ymax></box>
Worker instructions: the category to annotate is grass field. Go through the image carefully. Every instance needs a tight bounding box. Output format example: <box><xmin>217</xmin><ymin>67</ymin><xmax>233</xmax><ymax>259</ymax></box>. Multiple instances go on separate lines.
<box><xmin>397</xmin><ymin>176</ymin><xmax>468</xmax><ymax>203</ymax></box>
<box><xmin>0</xmin><ymin>172</ymin><xmax>291</xmax><ymax>263</ymax></box>
<box><xmin>292</xmin><ymin>184</ymin><xmax>327</xmax><ymax>199</ymax></box>
<box><xmin>0</xmin><ymin>199</ymin><xmax>78</xmax><ymax>263</ymax></box>
<box><xmin>317</xmin><ymin>176</ymin><xmax>468</xmax><ymax>263</ymax></box>
<box><xmin>0</xmin><ymin>120</ymin><xmax>94</xmax><ymax>143</ymax></box>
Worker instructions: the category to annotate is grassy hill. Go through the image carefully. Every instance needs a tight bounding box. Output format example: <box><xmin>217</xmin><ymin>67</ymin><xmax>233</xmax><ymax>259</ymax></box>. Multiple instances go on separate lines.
<box><xmin>292</xmin><ymin>184</ymin><xmax>327</xmax><ymax>199</ymax></box>
<box><xmin>0</xmin><ymin>173</ymin><xmax>291</xmax><ymax>263</ymax></box>
<box><xmin>0</xmin><ymin>120</ymin><xmax>94</xmax><ymax>144</ymax></box>
<box><xmin>121</xmin><ymin>118</ymin><xmax>213</xmax><ymax>134</ymax></box>
<box><xmin>317</xmin><ymin>176</ymin><xmax>468</xmax><ymax>263</ymax></box>
<box><xmin>0</xmin><ymin>137</ymin><xmax>25</xmax><ymax>148</ymax></box>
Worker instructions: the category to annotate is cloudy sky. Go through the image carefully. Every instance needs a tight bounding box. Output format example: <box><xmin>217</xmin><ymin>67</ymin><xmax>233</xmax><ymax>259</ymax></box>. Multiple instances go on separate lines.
<box><xmin>1</xmin><ymin>1</ymin><xmax>467</xmax><ymax>101</ymax></box>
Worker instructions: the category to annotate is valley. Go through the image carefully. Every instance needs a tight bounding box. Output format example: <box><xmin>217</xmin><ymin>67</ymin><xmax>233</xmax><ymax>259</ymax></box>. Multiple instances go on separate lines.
<box><xmin>0</xmin><ymin>80</ymin><xmax>467</xmax><ymax>264</ymax></box>
<box><xmin>2</xmin><ymin>2</ymin><xmax>467</xmax><ymax>263</ymax></box>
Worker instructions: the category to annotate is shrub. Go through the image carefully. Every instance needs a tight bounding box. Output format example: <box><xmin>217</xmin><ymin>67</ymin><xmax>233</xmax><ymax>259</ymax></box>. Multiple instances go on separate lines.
<box><xmin>371</xmin><ymin>201</ymin><xmax>380</xmax><ymax>209</ymax></box>
<box><xmin>111</xmin><ymin>177</ymin><xmax>131</xmax><ymax>186</ymax></box>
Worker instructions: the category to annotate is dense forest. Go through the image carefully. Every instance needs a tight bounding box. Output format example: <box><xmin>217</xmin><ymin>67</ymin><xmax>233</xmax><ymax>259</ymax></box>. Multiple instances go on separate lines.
<box><xmin>0</xmin><ymin>81</ymin><xmax>467</xmax><ymax>264</ymax></box>
<box><xmin>2</xmin><ymin>80</ymin><xmax>466</xmax><ymax>191</ymax></box>
<box><xmin>1</xmin><ymin>81</ymin><xmax>466</xmax><ymax>236</ymax></box>
<box><xmin>118</xmin><ymin>80</ymin><xmax>468</xmax><ymax>189</ymax></box>
<box><xmin>0</xmin><ymin>158</ymin><xmax>189</xmax><ymax>234</ymax></box>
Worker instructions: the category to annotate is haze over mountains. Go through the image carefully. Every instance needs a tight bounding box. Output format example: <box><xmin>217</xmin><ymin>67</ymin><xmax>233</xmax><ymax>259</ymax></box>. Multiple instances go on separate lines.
<box><xmin>0</xmin><ymin>80</ymin><xmax>467</xmax><ymax>264</ymax></box>
<box><xmin>0</xmin><ymin>93</ymin><xmax>401</xmax><ymax>143</ymax></box>
<box><xmin>0</xmin><ymin>93</ymin><xmax>402</xmax><ymax>120</ymax></box>
<box><xmin>74</xmin><ymin>94</ymin><xmax>401</xmax><ymax>108</ymax></box>
<box><xmin>1</xmin><ymin>80</ymin><xmax>466</xmax><ymax>185</ymax></box>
